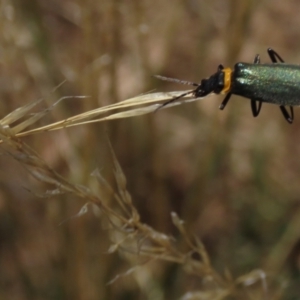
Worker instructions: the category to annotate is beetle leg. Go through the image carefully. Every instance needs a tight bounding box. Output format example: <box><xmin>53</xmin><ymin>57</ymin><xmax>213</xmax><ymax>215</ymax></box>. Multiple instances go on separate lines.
<box><xmin>290</xmin><ymin>106</ymin><xmax>294</xmax><ymax>121</ymax></box>
<box><xmin>219</xmin><ymin>92</ymin><xmax>232</xmax><ymax>110</ymax></box>
<box><xmin>251</xmin><ymin>99</ymin><xmax>262</xmax><ymax>117</ymax></box>
<box><xmin>253</xmin><ymin>54</ymin><xmax>260</xmax><ymax>64</ymax></box>
<box><xmin>267</xmin><ymin>48</ymin><xmax>285</xmax><ymax>63</ymax></box>
<box><xmin>280</xmin><ymin>105</ymin><xmax>294</xmax><ymax>124</ymax></box>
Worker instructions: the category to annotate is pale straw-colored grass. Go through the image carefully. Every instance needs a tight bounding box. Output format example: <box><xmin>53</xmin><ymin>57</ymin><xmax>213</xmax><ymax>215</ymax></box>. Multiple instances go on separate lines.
<box><xmin>0</xmin><ymin>91</ymin><xmax>276</xmax><ymax>299</ymax></box>
<box><xmin>10</xmin><ymin>90</ymin><xmax>201</xmax><ymax>138</ymax></box>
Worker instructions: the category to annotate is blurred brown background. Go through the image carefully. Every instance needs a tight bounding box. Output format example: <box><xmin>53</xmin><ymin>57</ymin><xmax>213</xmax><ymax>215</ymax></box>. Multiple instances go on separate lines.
<box><xmin>1</xmin><ymin>0</ymin><xmax>300</xmax><ymax>299</ymax></box>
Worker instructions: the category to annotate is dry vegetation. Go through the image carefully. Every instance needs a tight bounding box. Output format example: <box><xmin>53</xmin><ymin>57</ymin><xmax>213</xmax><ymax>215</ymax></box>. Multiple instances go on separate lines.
<box><xmin>1</xmin><ymin>0</ymin><xmax>300</xmax><ymax>299</ymax></box>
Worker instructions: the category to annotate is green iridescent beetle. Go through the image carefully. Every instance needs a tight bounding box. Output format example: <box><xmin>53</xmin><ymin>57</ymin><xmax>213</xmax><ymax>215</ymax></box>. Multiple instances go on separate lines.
<box><xmin>156</xmin><ymin>48</ymin><xmax>298</xmax><ymax>124</ymax></box>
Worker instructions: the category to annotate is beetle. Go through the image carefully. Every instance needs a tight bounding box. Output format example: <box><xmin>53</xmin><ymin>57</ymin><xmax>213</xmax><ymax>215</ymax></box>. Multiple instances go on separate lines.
<box><xmin>155</xmin><ymin>48</ymin><xmax>299</xmax><ymax>123</ymax></box>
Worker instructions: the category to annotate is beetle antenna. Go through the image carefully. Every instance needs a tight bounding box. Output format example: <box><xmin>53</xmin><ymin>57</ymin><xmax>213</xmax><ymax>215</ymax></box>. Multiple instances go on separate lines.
<box><xmin>153</xmin><ymin>75</ymin><xmax>199</xmax><ymax>87</ymax></box>
<box><xmin>154</xmin><ymin>75</ymin><xmax>200</xmax><ymax>112</ymax></box>
<box><xmin>155</xmin><ymin>90</ymin><xmax>196</xmax><ymax>112</ymax></box>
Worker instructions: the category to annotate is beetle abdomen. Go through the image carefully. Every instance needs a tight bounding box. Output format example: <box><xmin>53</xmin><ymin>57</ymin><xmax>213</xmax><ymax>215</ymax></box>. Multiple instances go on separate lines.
<box><xmin>231</xmin><ymin>63</ymin><xmax>300</xmax><ymax>106</ymax></box>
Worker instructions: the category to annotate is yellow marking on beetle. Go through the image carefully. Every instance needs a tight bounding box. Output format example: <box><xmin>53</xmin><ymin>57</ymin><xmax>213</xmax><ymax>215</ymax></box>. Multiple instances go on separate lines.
<box><xmin>221</xmin><ymin>68</ymin><xmax>232</xmax><ymax>94</ymax></box>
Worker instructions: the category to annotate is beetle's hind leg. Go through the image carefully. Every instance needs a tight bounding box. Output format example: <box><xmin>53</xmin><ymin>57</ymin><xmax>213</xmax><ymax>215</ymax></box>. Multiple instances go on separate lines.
<box><xmin>280</xmin><ymin>106</ymin><xmax>294</xmax><ymax>124</ymax></box>
<box><xmin>267</xmin><ymin>48</ymin><xmax>294</xmax><ymax>123</ymax></box>
<box><xmin>267</xmin><ymin>48</ymin><xmax>284</xmax><ymax>63</ymax></box>
<box><xmin>250</xmin><ymin>54</ymin><xmax>263</xmax><ymax>117</ymax></box>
